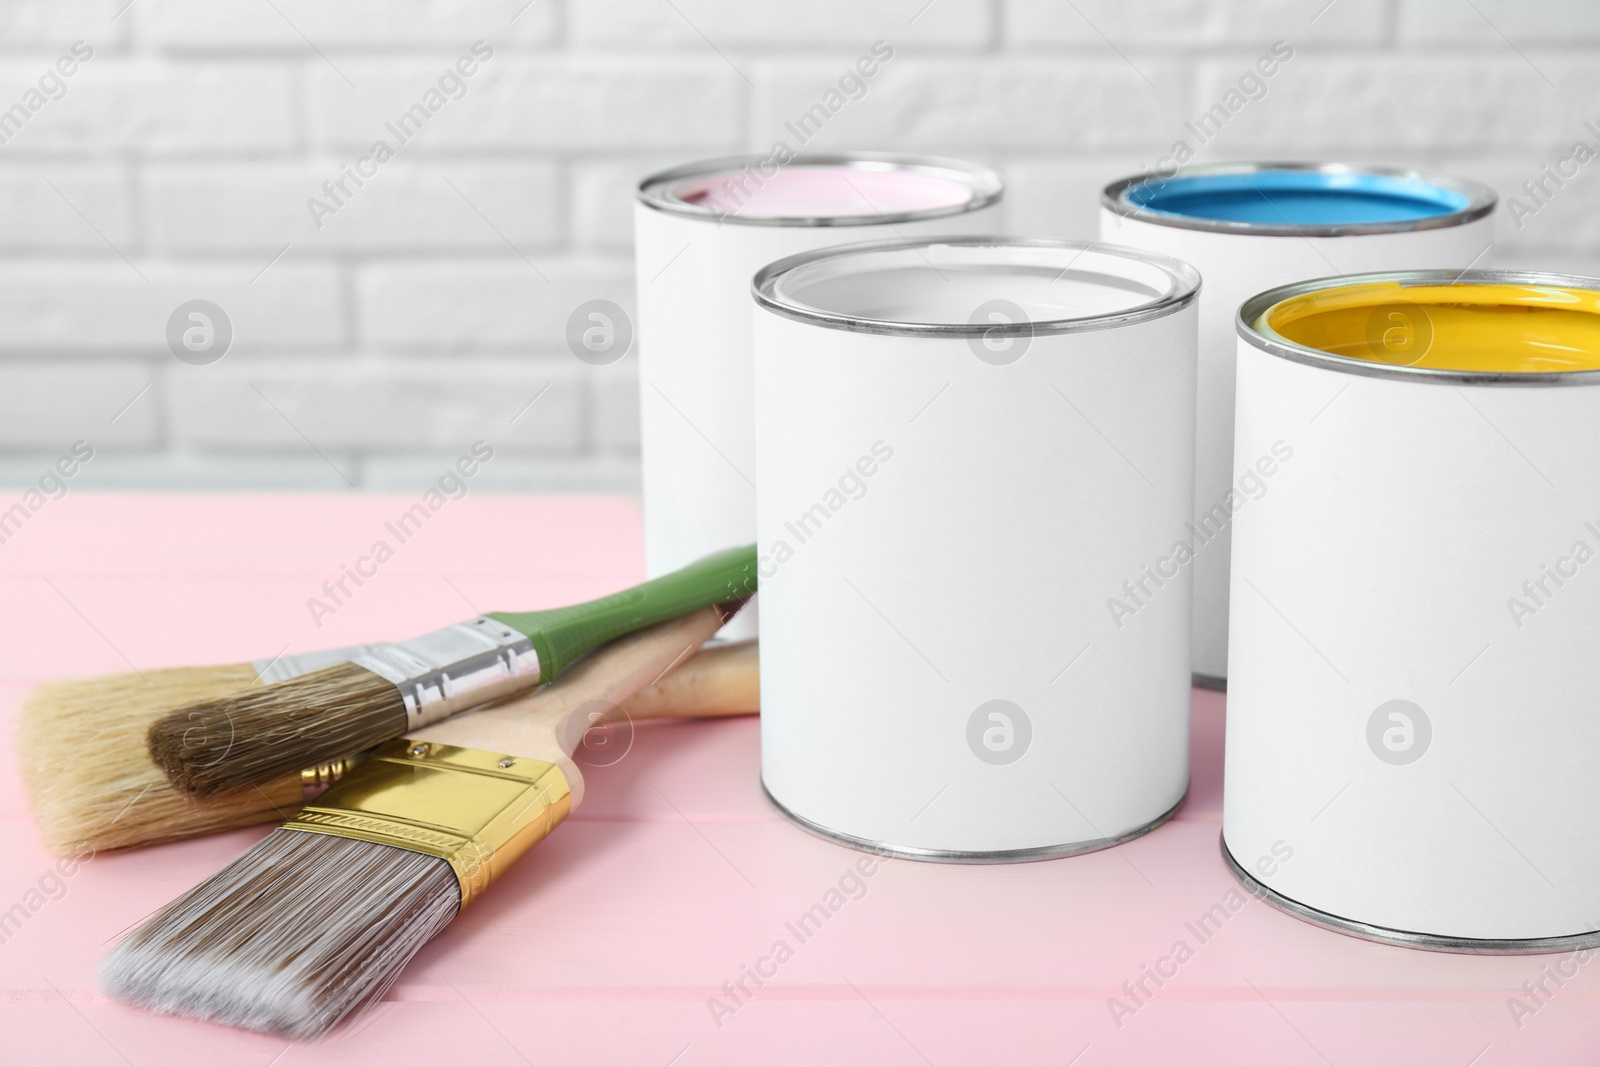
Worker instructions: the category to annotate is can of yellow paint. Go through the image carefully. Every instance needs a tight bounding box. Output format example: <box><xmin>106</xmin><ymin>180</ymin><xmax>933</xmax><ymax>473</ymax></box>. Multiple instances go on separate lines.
<box><xmin>1100</xmin><ymin>163</ymin><xmax>1497</xmax><ymax>687</ymax></box>
<box><xmin>1224</xmin><ymin>269</ymin><xmax>1600</xmax><ymax>950</ymax></box>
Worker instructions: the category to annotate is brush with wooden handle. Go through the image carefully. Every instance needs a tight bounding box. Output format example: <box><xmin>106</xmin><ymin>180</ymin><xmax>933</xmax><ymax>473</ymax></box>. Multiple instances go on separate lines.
<box><xmin>18</xmin><ymin>635</ymin><xmax>758</xmax><ymax>856</ymax></box>
<box><xmin>142</xmin><ymin>545</ymin><xmax>757</xmax><ymax>798</ymax></box>
<box><xmin>102</xmin><ymin>604</ymin><xmax>739</xmax><ymax>1039</ymax></box>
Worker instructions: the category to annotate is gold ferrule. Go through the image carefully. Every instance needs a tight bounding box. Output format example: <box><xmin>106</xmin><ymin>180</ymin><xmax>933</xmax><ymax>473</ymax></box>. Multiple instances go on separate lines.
<box><xmin>281</xmin><ymin>738</ymin><xmax>571</xmax><ymax>907</ymax></box>
<box><xmin>299</xmin><ymin>755</ymin><xmax>363</xmax><ymax>802</ymax></box>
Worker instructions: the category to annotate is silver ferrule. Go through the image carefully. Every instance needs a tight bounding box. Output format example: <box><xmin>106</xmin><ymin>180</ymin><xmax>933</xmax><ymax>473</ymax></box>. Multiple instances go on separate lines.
<box><xmin>252</xmin><ymin>644</ymin><xmax>389</xmax><ymax>684</ymax></box>
<box><xmin>352</xmin><ymin>617</ymin><xmax>542</xmax><ymax>730</ymax></box>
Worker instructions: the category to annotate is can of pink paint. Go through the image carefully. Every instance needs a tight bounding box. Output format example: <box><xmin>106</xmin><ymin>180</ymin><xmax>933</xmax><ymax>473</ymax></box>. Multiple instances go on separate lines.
<box><xmin>1100</xmin><ymin>163</ymin><xmax>1497</xmax><ymax>686</ymax></box>
<box><xmin>1224</xmin><ymin>269</ymin><xmax>1600</xmax><ymax>951</ymax></box>
<box><xmin>753</xmin><ymin>238</ymin><xmax>1200</xmax><ymax>860</ymax></box>
<box><xmin>636</xmin><ymin>154</ymin><xmax>1003</xmax><ymax>640</ymax></box>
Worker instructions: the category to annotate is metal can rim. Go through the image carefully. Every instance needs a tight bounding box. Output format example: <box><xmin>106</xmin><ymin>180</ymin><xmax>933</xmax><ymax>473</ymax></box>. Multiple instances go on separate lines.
<box><xmin>1236</xmin><ymin>268</ymin><xmax>1600</xmax><ymax>386</ymax></box>
<box><xmin>1101</xmin><ymin>161</ymin><xmax>1497</xmax><ymax>238</ymax></box>
<box><xmin>636</xmin><ymin>152</ymin><xmax>1004</xmax><ymax>227</ymax></box>
<box><xmin>752</xmin><ymin>236</ymin><xmax>1202</xmax><ymax>338</ymax></box>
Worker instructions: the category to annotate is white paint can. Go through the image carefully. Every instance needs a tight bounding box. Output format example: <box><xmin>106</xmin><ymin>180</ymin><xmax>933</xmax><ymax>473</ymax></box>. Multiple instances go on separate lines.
<box><xmin>1100</xmin><ymin>163</ymin><xmax>1497</xmax><ymax>686</ymax></box>
<box><xmin>753</xmin><ymin>238</ymin><xmax>1200</xmax><ymax>860</ymax></box>
<box><xmin>1225</xmin><ymin>269</ymin><xmax>1600</xmax><ymax>950</ymax></box>
<box><xmin>635</xmin><ymin>154</ymin><xmax>1003</xmax><ymax>639</ymax></box>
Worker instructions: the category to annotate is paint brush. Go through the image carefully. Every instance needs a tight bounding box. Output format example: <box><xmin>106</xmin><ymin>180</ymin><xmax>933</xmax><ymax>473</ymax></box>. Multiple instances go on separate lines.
<box><xmin>143</xmin><ymin>544</ymin><xmax>757</xmax><ymax>798</ymax></box>
<box><xmin>19</xmin><ymin>644</ymin><xmax>378</xmax><ymax>854</ymax></box>
<box><xmin>17</xmin><ymin>638</ymin><xmax>758</xmax><ymax>855</ymax></box>
<box><xmin>102</xmin><ymin>604</ymin><xmax>735</xmax><ymax>1039</ymax></box>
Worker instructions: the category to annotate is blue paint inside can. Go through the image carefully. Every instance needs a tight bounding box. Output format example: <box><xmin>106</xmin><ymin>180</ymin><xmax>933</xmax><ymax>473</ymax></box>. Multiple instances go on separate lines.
<box><xmin>1125</xmin><ymin>170</ymin><xmax>1469</xmax><ymax>226</ymax></box>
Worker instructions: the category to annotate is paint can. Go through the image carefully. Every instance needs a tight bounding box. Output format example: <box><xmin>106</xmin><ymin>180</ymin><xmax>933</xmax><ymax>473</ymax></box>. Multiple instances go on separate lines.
<box><xmin>1100</xmin><ymin>163</ymin><xmax>1497</xmax><ymax>686</ymax></box>
<box><xmin>752</xmin><ymin>238</ymin><xmax>1200</xmax><ymax>859</ymax></box>
<box><xmin>636</xmin><ymin>154</ymin><xmax>1003</xmax><ymax>639</ymax></box>
<box><xmin>1224</xmin><ymin>270</ymin><xmax>1600</xmax><ymax>950</ymax></box>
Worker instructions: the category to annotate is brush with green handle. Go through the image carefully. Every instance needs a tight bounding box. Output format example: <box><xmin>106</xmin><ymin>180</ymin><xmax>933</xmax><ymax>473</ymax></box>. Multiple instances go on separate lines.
<box><xmin>147</xmin><ymin>544</ymin><xmax>757</xmax><ymax>798</ymax></box>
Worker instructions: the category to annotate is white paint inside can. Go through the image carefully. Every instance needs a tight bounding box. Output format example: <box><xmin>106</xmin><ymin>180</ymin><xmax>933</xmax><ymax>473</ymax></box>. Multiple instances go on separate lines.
<box><xmin>764</xmin><ymin>243</ymin><xmax>1186</xmax><ymax>326</ymax></box>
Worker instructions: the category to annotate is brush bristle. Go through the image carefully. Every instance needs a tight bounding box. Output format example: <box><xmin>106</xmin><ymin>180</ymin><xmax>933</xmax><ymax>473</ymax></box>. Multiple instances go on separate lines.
<box><xmin>101</xmin><ymin>828</ymin><xmax>459</xmax><ymax>1039</ymax></box>
<box><xmin>17</xmin><ymin>666</ymin><xmax>306</xmax><ymax>854</ymax></box>
<box><xmin>147</xmin><ymin>662</ymin><xmax>407</xmax><ymax>798</ymax></box>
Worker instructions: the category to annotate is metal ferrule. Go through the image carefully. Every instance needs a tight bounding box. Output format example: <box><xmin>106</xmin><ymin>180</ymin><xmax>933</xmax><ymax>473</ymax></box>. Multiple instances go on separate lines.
<box><xmin>351</xmin><ymin>617</ymin><xmax>542</xmax><ymax>731</ymax></box>
<box><xmin>282</xmin><ymin>738</ymin><xmax>571</xmax><ymax>907</ymax></box>
<box><xmin>300</xmin><ymin>756</ymin><xmax>363</xmax><ymax>802</ymax></box>
<box><xmin>252</xmin><ymin>643</ymin><xmax>388</xmax><ymax>684</ymax></box>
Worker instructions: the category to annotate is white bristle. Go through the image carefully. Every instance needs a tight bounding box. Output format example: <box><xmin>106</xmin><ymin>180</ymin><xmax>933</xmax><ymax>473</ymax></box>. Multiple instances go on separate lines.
<box><xmin>100</xmin><ymin>829</ymin><xmax>459</xmax><ymax>1039</ymax></box>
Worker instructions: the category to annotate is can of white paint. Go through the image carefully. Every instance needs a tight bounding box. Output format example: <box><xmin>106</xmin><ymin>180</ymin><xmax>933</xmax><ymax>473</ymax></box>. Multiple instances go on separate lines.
<box><xmin>1224</xmin><ymin>269</ymin><xmax>1600</xmax><ymax>950</ymax></box>
<box><xmin>636</xmin><ymin>154</ymin><xmax>1003</xmax><ymax>639</ymax></box>
<box><xmin>753</xmin><ymin>238</ymin><xmax>1200</xmax><ymax>859</ymax></box>
<box><xmin>1100</xmin><ymin>163</ymin><xmax>1497</xmax><ymax>686</ymax></box>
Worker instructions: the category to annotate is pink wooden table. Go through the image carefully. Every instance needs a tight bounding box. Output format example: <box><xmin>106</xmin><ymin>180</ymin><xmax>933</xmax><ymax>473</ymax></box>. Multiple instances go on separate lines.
<box><xmin>2</xmin><ymin>495</ymin><xmax>1597</xmax><ymax>1066</ymax></box>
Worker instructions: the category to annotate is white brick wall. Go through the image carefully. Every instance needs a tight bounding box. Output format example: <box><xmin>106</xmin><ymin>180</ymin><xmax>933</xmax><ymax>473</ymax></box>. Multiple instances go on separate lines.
<box><xmin>0</xmin><ymin>0</ymin><xmax>1595</xmax><ymax>492</ymax></box>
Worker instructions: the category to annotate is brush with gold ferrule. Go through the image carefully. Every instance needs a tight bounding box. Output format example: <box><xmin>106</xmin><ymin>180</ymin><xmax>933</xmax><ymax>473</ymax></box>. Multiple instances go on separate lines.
<box><xmin>101</xmin><ymin>603</ymin><xmax>740</xmax><ymax>1039</ymax></box>
<box><xmin>18</xmin><ymin>635</ymin><xmax>758</xmax><ymax>855</ymax></box>
<box><xmin>142</xmin><ymin>544</ymin><xmax>757</xmax><ymax>798</ymax></box>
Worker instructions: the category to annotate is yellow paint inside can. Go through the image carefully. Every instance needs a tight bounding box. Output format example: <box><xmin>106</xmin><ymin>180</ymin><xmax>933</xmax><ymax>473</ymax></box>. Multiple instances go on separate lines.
<box><xmin>1260</xmin><ymin>281</ymin><xmax>1600</xmax><ymax>373</ymax></box>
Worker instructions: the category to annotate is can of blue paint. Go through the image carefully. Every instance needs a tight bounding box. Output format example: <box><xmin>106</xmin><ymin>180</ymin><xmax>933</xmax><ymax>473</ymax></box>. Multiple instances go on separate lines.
<box><xmin>1101</xmin><ymin>163</ymin><xmax>1497</xmax><ymax>686</ymax></box>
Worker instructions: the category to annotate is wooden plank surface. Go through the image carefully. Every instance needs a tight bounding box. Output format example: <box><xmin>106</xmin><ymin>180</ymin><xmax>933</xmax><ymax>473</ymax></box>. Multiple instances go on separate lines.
<box><xmin>1</xmin><ymin>494</ymin><xmax>1596</xmax><ymax>1065</ymax></box>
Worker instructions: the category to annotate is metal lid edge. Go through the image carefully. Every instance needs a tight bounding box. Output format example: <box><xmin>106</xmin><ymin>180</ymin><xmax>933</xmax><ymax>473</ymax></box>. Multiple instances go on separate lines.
<box><xmin>751</xmin><ymin>236</ymin><xmax>1202</xmax><ymax>339</ymax></box>
<box><xmin>1101</xmin><ymin>161</ymin><xmax>1498</xmax><ymax>238</ymax></box>
<box><xmin>636</xmin><ymin>152</ymin><xmax>1004</xmax><ymax>228</ymax></box>
<box><xmin>1235</xmin><ymin>268</ymin><xmax>1600</xmax><ymax>387</ymax></box>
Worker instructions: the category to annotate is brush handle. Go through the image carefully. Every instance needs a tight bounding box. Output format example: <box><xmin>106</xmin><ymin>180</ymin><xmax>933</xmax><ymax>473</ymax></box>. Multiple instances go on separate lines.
<box><xmin>408</xmin><ymin>604</ymin><xmax>730</xmax><ymax>809</ymax></box>
<box><xmin>485</xmin><ymin>544</ymin><xmax>757</xmax><ymax>682</ymax></box>
<box><xmin>620</xmin><ymin>640</ymin><xmax>758</xmax><ymax>720</ymax></box>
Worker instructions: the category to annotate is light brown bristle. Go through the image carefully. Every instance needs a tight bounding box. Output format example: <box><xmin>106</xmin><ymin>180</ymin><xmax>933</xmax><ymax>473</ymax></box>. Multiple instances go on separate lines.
<box><xmin>147</xmin><ymin>662</ymin><xmax>407</xmax><ymax>798</ymax></box>
<box><xmin>101</xmin><ymin>829</ymin><xmax>459</xmax><ymax>1039</ymax></box>
<box><xmin>17</xmin><ymin>665</ymin><xmax>308</xmax><ymax>854</ymax></box>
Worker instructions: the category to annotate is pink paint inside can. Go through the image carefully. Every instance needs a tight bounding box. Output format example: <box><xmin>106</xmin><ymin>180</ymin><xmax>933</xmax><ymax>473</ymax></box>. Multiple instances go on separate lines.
<box><xmin>671</xmin><ymin>164</ymin><xmax>977</xmax><ymax>219</ymax></box>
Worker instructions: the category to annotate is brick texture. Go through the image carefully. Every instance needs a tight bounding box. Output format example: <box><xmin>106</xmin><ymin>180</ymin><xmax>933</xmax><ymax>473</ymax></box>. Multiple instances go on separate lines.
<box><xmin>0</xmin><ymin>0</ymin><xmax>1593</xmax><ymax>490</ymax></box>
